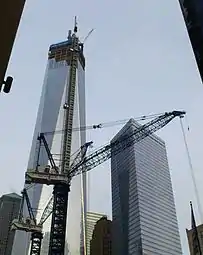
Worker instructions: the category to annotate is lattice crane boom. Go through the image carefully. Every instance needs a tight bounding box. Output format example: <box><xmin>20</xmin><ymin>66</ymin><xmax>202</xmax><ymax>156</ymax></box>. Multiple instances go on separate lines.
<box><xmin>69</xmin><ymin>110</ymin><xmax>185</xmax><ymax>178</ymax></box>
<box><xmin>25</xmin><ymin>110</ymin><xmax>185</xmax><ymax>186</ymax></box>
<box><xmin>39</xmin><ymin>196</ymin><xmax>54</xmax><ymax>226</ymax></box>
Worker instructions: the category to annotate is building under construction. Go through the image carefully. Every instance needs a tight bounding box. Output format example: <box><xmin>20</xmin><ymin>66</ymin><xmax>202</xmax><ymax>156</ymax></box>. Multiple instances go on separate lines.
<box><xmin>11</xmin><ymin>20</ymin><xmax>87</xmax><ymax>255</ymax></box>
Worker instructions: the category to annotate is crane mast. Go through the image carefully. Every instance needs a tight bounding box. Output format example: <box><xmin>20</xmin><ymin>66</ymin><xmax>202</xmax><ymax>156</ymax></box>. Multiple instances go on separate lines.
<box><xmin>61</xmin><ymin>30</ymin><xmax>78</xmax><ymax>173</ymax></box>
<box><xmin>49</xmin><ymin>25</ymin><xmax>81</xmax><ymax>253</ymax></box>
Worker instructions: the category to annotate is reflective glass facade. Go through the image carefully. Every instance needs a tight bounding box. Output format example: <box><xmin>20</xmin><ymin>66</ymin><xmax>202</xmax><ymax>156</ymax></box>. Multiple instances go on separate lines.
<box><xmin>12</xmin><ymin>40</ymin><xmax>86</xmax><ymax>255</ymax></box>
<box><xmin>111</xmin><ymin>119</ymin><xmax>182</xmax><ymax>255</ymax></box>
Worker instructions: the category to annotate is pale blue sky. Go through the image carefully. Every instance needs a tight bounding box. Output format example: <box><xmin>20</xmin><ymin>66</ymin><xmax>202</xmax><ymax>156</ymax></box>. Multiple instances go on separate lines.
<box><xmin>1</xmin><ymin>0</ymin><xmax>203</xmax><ymax>254</ymax></box>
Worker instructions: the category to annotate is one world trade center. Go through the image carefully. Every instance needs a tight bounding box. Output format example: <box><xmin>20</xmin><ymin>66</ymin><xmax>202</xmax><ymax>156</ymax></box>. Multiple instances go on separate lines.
<box><xmin>12</xmin><ymin>20</ymin><xmax>87</xmax><ymax>255</ymax></box>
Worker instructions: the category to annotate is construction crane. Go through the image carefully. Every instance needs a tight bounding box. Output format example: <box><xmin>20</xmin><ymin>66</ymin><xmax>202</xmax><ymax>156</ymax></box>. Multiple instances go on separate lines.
<box><xmin>23</xmin><ymin>110</ymin><xmax>185</xmax><ymax>255</ymax></box>
<box><xmin>11</xmin><ymin>189</ymin><xmax>53</xmax><ymax>255</ymax></box>
<box><xmin>82</xmin><ymin>29</ymin><xmax>94</xmax><ymax>44</ymax></box>
<box><xmin>12</xmin><ymin>140</ymin><xmax>93</xmax><ymax>255</ymax></box>
<box><xmin>11</xmin><ymin>111</ymin><xmax>176</xmax><ymax>255</ymax></box>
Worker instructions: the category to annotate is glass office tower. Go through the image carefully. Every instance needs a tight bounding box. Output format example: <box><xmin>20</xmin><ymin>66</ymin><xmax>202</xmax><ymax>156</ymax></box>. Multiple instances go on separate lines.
<box><xmin>12</xmin><ymin>29</ymin><xmax>86</xmax><ymax>255</ymax></box>
<box><xmin>111</xmin><ymin>119</ymin><xmax>182</xmax><ymax>255</ymax></box>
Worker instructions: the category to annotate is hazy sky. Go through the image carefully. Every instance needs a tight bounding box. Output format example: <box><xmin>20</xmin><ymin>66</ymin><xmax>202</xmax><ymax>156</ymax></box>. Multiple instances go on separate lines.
<box><xmin>1</xmin><ymin>0</ymin><xmax>203</xmax><ymax>254</ymax></box>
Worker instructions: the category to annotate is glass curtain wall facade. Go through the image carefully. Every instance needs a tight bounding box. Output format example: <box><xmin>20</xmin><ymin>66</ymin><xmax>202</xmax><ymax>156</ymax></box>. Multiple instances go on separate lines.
<box><xmin>111</xmin><ymin>119</ymin><xmax>182</xmax><ymax>255</ymax></box>
<box><xmin>12</xmin><ymin>33</ymin><xmax>86</xmax><ymax>255</ymax></box>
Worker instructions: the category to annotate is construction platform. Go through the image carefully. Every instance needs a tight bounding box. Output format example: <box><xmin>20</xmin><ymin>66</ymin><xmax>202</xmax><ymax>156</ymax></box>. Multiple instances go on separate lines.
<box><xmin>11</xmin><ymin>219</ymin><xmax>42</xmax><ymax>233</ymax></box>
<box><xmin>25</xmin><ymin>168</ymin><xmax>70</xmax><ymax>185</ymax></box>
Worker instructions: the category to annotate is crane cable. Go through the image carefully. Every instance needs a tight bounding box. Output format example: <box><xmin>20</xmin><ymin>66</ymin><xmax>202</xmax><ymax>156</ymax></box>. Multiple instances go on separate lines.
<box><xmin>44</xmin><ymin>112</ymin><xmax>164</xmax><ymax>136</ymax></box>
<box><xmin>180</xmin><ymin>117</ymin><xmax>203</xmax><ymax>222</ymax></box>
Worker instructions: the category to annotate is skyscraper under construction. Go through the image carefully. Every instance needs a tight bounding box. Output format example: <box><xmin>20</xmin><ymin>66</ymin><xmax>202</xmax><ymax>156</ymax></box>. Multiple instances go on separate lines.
<box><xmin>12</xmin><ymin>20</ymin><xmax>87</xmax><ymax>255</ymax></box>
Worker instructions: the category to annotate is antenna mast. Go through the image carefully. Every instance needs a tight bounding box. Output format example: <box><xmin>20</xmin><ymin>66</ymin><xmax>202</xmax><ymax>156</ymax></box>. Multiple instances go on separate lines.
<box><xmin>74</xmin><ymin>16</ymin><xmax>78</xmax><ymax>33</ymax></box>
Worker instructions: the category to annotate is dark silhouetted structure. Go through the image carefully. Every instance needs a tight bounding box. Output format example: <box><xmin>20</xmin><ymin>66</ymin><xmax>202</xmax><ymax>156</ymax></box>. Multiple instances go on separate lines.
<box><xmin>186</xmin><ymin>202</ymin><xmax>203</xmax><ymax>255</ymax></box>
<box><xmin>90</xmin><ymin>216</ymin><xmax>112</xmax><ymax>255</ymax></box>
<box><xmin>86</xmin><ymin>211</ymin><xmax>106</xmax><ymax>255</ymax></box>
<box><xmin>179</xmin><ymin>0</ymin><xmax>203</xmax><ymax>82</ymax></box>
<box><xmin>0</xmin><ymin>193</ymin><xmax>21</xmax><ymax>255</ymax></box>
<box><xmin>0</xmin><ymin>0</ymin><xmax>25</xmax><ymax>93</ymax></box>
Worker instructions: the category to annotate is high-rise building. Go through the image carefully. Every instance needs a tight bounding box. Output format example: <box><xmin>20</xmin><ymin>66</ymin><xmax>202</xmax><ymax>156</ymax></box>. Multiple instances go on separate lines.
<box><xmin>111</xmin><ymin>119</ymin><xmax>182</xmax><ymax>255</ymax></box>
<box><xmin>90</xmin><ymin>216</ymin><xmax>112</xmax><ymax>255</ymax></box>
<box><xmin>0</xmin><ymin>193</ymin><xmax>21</xmax><ymax>255</ymax></box>
<box><xmin>12</xmin><ymin>23</ymin><xmax>86</xmax><ymax>255</ymax></box>
<box><xmin>178</xmin><ymin>0</ymin><xmax>203</xmax><ymax>82</ymax></box>
<box><xmin>86</xmin><ymin>212</ymin><xmax>106</xmax><ymax>255</ymax></box>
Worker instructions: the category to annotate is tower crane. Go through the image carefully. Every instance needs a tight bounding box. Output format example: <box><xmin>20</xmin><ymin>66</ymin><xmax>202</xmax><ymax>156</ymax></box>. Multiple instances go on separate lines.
<box><xmin>12</xmin><ymin>141</ymin><xmax>93</xmax><ymax>255</ymax></box>
<box><xmin>11</xmin><ymin>111</ymin><xmax>180</xmax><ymax>255</ymax></box>
<box><xmin>11</xmin><ymin>189</ymin><xmax>53</xmax><ymax>255</ymax></box>
<box><xmin>22</xmin><ymin>110</ymin><xmax>185</xmax><ymax>255</ymax></box>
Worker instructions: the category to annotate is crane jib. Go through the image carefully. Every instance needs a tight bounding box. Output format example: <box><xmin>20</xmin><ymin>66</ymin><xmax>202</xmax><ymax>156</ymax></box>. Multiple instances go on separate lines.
<box><xmin>69</xmin><ymin>111</ymin><xmax>185</xmax><ymax>178</ymax></box>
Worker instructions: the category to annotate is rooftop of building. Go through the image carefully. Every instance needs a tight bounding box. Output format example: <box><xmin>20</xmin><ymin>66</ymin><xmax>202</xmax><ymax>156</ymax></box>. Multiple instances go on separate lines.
<box><xmin>0</xmin><ymin>192</ymin><xmax>21</xmax><ymax>200</ymax></box>
<box><xmin>49</xmin><ymin>39</ymin><xmax>72</xmax><ymax>51</ymax></box>
<box><xmin>186</xmin><ymin>223</ymin><xmax>203</xmax><ymax>232</ymax></box>
<box><xmin>87</xmin><ymin>211</ymin><xmax>107</xmax><ymax>217</ymax></box>
<box><xmin>111</xmin><ymin>118</ymin><xmax>165</xmax><ymax>146</ymax></box>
